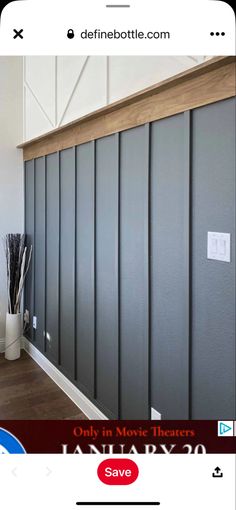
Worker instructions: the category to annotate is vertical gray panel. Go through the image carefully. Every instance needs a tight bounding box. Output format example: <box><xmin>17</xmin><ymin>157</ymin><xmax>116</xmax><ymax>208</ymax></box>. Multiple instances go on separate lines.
<box><xmin>96</xmin><ymin>134</ymin><xmax>119</xmax><ymax>418</ymax></box>
<box><xmin>24</xmin><ymin>160</ymin><xmax>34</xmax><ymax>341</ymax></box>
<box><xmin>192</xmin><ymin>98</ymin><xmax>235</xmax><ymax>418</ymax></box>
<box><xmin>120</xmin><ymin>125</ymin><xmax>149</xmax><ymax>419</ymax></box>
<box><xmin>60</xmin><ymin>148</ymin><xmax>76</xmax><ymax>380</ymax></box>
<box><xmin>45</xmin><ymin>152</ymin><xmax>59</xmax><ymax>365</ymax></box>
<box><xmin>34</xmin><ymin>157</ymin><xmax>45</xmax><ymax>352</ymax></box>
<box><xmin>151</xmin><ymin>112</ymin><xmax>190</xmax><ymax>419</ymax></box>
<box><xmin>76</xmin><ymin>142</ymin><xmax>95</xmax><ymax>396</ymax></box>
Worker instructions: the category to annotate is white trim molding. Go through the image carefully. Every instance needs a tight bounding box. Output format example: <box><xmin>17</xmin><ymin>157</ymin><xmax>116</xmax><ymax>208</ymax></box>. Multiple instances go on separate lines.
<box><xmin>23</xmin><ymin>338</ymin><xmax>108</xmax><ymax>420</ymax></box>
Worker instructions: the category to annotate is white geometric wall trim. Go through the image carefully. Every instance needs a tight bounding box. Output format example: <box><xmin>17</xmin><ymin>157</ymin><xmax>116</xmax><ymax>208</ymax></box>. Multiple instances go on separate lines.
<box><xmin>57</xmin><ymin>56</ymin><xmax>89</xmax><ymax>125</ymax></box>
<box><xmin>25</xmin><ymin>78</ymin><xmax>55</xmax><ymax>128</ymax></box>
<box><xmin>23</xmin><ymin>56</ymin><xmax>56</xmax><ymax>140</ymax></box>
<box><xmin>24</xmin><ymin>86</ymin><xmax>54</xmax><ymax>141</ymax></box>
<box><xmin>62</xmin><ymin>56</ymin><xmax>107</xmax><ymax>125</ymax></box>
<box><xmin>58</xmin><ymin>56</ymin><xmax>90</xmax><ymax>126</ymax></box>
<box><xmin>23</xmin><ymin>55</ymin><xmax>212</xmax><ymax>142</ymax></box>
<box><xmin>24</xmin><ymin>56</ymin><xmax>56</xmax><ymax>136</ymax></box>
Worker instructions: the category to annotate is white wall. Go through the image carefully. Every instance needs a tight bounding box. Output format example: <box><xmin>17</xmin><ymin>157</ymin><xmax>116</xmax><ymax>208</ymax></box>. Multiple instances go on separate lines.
<box><xmin>0</xmin><ymin>57</ymin><xmax>23</xmax><ymax>341</ymax></box>
<box><xmin>24</xmin><ymin>56</ymin><xmax>211</xmax><ymax>141</ymax></box>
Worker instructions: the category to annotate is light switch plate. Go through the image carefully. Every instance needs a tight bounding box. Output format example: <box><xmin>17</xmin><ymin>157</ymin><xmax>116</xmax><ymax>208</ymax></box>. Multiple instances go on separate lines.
<box><xmin>207</xmin><ymin>232</ymin><xmax>231</xmax><ymax>262</ymax></box>
<box><xmin>33</xmin><ymin>316</ymin><xmax>37</xmax><ymax>329</ymax></box>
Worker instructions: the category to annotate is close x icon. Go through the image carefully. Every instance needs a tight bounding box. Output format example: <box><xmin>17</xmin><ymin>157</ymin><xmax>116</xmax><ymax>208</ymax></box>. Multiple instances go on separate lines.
<box><xmin>13</xmin><ymin>28</ymin><xmax>23</xmax><ymax>39</ymax></box>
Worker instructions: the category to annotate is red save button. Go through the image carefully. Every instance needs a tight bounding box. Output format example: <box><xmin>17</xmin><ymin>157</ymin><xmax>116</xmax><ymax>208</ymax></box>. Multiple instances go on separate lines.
<box><xmin>97</xmin><ymin>459</ymin><xmax>139</xmax><ymax>485</ymax></box>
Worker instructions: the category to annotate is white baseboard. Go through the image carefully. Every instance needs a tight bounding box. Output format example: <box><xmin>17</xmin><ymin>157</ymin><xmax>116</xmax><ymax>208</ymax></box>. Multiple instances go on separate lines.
<box><xmin>23</xmin><ymin>338</ymin><xmax>108</xmax><ymax>421</ymax></box>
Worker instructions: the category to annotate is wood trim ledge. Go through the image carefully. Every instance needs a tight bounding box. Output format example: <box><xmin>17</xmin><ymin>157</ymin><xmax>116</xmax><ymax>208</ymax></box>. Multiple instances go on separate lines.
<box><xmin>18</xmin><ymin>56</ymin><xmax>236</xmax><ymax>161</ymax></box>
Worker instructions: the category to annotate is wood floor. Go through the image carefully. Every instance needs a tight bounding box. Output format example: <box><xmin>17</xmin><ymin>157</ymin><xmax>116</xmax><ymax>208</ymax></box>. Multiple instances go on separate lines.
<box><xmin>0</xmin><ymin>350</ymin><xmax>88</xmax><ymax>420</ymax></box>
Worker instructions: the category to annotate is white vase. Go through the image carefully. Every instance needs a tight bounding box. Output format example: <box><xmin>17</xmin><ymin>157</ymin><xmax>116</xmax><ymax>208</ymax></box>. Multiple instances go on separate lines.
<box><xmin>5</xmin><ymin>312</ymin><xmax>22</xmax><ymax>361</ymax></box>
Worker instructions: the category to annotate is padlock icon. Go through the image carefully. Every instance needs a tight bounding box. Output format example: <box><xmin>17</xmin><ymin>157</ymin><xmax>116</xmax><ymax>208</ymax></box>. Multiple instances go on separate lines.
<box><xmin>67</xmin><ymin>29</ymin><xmax>75</xmax><ymax>39</ymax></box>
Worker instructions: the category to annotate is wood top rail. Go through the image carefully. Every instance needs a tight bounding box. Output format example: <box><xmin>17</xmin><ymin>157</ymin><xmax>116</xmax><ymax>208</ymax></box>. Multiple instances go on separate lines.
<box><xmin>18</xmin><ymin>56</ymin><xmax>236</xmax><ymax>161</ymax></box>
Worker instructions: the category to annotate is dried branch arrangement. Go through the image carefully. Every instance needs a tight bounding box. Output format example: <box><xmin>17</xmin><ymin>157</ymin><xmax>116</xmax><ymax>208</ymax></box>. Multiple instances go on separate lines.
<box><xmin>4</xmin><ymin>234</ymin><xmax>32</xmax><ymax>314</ymax></box>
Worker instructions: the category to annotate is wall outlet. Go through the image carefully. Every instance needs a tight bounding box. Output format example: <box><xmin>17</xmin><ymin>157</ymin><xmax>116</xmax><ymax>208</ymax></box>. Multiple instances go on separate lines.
<box><xmin>33</xmin><ymin>316</ymin><xmax>37</xmax><ymax>330</ymax></box>
<box><xmin>24</xmin><ymin>309</ymin><xmax>30</xmax><ymax>324</ymax></box>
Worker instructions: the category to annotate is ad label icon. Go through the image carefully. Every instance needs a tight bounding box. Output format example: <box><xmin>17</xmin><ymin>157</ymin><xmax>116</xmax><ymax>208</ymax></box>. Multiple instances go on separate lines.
<box><xmin>217</xmin><ymin>421</ymin><xmax>234</xmax><ymax>437</ymax></box>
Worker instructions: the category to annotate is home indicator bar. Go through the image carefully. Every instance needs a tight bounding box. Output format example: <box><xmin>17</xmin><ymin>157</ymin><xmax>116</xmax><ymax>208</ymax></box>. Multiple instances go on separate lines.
<box><xmin>76</xmin><ymin>503</ymin><xmax>161</xmax><ymax>506</ymax></box>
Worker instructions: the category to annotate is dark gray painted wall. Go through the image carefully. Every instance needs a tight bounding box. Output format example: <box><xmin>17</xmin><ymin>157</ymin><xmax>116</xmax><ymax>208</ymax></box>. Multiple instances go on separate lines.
<box><xmin>60</xmin><ymin>148</ymin><xmax>76</xmax><ymax>380</ymax></box>
<box><xmin>24</xmin><ymin>98</ymin><xmax>236</xmax><ymax>420</ymax></box>
<box><xmin>34</xmin><ymin>157</ymin><xmax>45</xmax><ymax>353</ymax></box>
<box><xmin>191</xmin><ymin>97</ymin><xmax>236</xmax><ymax>419</ymax></box>
<box><xmin>151</xmin><ymin>112</ymin><xmax>190</xmax><ymax>419</ymax></box>
<box><xmin>96</xmin><ymin>134</ymin><xmax>119</xmax><ymax>417</ymax></box>
<box><xmin>76</xmin><ymin>142</ymin><xmax>95</xmax><ymax>397</ymax></box>
<box><xmin>45</xmin><ymin>152</ymin><xmax>59</xmax><ymax>365</ymax></box>
<box><xmin>24</xmin><ymin>159</ymin><xmax>34</xmax><ymax>341</ymax></box>
<box><xmin>120</xmin><ymin>125</ymin><xmax>149</xmax><ymax>419</ymax></box>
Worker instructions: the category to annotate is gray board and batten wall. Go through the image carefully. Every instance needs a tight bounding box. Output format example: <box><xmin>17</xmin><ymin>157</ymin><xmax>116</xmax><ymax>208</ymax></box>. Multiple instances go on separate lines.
<box><xmin>23</xmin><ymin>59</ymin><xmax>236</xmax><ymax>420</ymax></box>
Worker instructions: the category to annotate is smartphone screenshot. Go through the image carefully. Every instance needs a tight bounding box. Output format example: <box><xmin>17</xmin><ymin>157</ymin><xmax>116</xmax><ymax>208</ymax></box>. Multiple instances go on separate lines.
<box><xmin>0</xmin><ymin>1</ymin><xmax>235</xmax><ymax>508</ymax></box>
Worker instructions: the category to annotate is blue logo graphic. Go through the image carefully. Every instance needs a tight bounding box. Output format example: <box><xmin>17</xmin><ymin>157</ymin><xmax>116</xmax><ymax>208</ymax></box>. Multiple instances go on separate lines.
<box><xmin>0</xmin><ymin>428</ymin><xmax>26</xmax><ymax>454</ymax></box>
<box><xmin>219</xmin><ymin>423</ymin><xmax>232</xmax><ymax>435</ymax></box>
